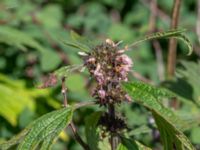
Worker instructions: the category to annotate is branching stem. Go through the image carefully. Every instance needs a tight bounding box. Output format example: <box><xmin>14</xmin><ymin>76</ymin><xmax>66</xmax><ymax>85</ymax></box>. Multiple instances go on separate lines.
<box><xmin>61</xmin><ymin>77</ymin><xmax>90</xmax><ymax>150</ymax></box>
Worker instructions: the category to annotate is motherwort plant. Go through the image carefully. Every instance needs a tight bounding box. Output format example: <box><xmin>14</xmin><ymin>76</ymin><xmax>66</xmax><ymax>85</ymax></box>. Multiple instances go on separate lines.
<box><xmin>0</xmin><ymin>29</ymin><xmax>196</xmax><ymax>150</ymax></box>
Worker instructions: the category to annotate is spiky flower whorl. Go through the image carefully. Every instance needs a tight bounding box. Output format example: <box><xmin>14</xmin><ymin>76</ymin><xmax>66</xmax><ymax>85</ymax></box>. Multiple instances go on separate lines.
<box><xmin>80</xmin><ymin>39</ymin><xmax>133</xmax><ymax>106</ymax></box>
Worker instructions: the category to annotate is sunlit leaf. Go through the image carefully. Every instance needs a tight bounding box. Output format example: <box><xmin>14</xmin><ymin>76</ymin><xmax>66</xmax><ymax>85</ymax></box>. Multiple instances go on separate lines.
<box><xmin>0</xmin><ymin>107</ymin><xmax>73</xmax><ymax>150</ymax></box>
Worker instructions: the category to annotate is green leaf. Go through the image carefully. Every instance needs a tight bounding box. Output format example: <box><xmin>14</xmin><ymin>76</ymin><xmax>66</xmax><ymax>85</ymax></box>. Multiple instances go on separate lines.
<box><xmin>129</xmin><ymin>29</ymin><xmax>193</xmax><ymax>55</ymax></box>
<box><xmin>0</xmin><ymin>26</ymin><xmax>61</xmax><ymax>71</ymax></box>
<box><xmin>40</xmin><ymin>50</ymin><xmax>61</xmax><ymax>71</ymax></box>
<box><xmin>0</xmin><ymin>26</ymin><xmax>43</xmax><ymax>52</ymax></box>
<box><xmin>63</xmin><ymin>31</ymin><xmax>93</xmax><ymax>52</ymax></box>
<box><xmin>0</xmin><ymin>107</ymin><xmax>73</xmax><ymax>150</ymax></box>
<box><xmin>123</xmin><ymin>82</ymin><xmax>195</xmax><ymax>150</ymax></box>
<box><xmin>117</xmin><ymin>137</ymin><xmax>151</xmax><ymax>150</ymax></box>
<box><xmin>176</xmin><ymin>61</ymin><xmax>200</xmax><ymax>105</ymax></box>
<box><xmin>153</xmin><ymin>111</ymin><xmax>195</xmax><ymax>150</ymax></box>
<box><xmin>85</xmin><ymin>112</ymin><xmax>102</xmax><ymax>150</ymax></box>
<box><xmin>0</xmin><ymin>74</ymin><xmax>35</xmax><ymax>126</ymax></box>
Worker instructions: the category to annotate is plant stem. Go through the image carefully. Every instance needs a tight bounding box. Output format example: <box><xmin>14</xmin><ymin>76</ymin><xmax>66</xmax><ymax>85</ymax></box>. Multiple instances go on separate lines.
<box><xmin>61</xmin><ymin>77</ymin><xmax>90</xmax><ymax>150</ymax></box>
<box><xmin>108</xmin><ymin>104</ymin><xmax>118</xmax><ymax>150</ymax></box>
<box><xmin>148</xmin><ymin>0</ymin><xmax>165</xmax><ymax>81</ymax></box>
<box><xmin>167</xmin><ymin>0</ymin><xmax>182</xmax><ymax>79</ymax></box>
<box><xmin>69</xmin><ymin>123</ymin><xmax>90</xmax><ymax>150</ymax></box>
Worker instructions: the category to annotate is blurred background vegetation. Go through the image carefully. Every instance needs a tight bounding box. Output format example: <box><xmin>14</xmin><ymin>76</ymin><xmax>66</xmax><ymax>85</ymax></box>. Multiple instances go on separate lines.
<box><xmin>0</xmin><ymin>0</ymin><xmax>200</xmax><ymax>149</ymax></box>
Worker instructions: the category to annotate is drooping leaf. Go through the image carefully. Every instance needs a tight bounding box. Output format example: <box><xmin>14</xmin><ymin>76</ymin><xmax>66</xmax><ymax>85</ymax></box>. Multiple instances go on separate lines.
<box><xmin>117</xmin><ymin>137</ymin><xmax>152</xmax><ymax>150</ymax></box>
<box><xmin>128</xmin><ymin>29</ymin><xmax>193</xmax><ymax>55</ymax></box>
<box><xmin>153</xmin><ymin>111</ymin><xmax>195</xmax><ymax>150</ymax></box>
<box><xmin>123</xmin><ymin>82</ymin><xmax>195</xmax><ymax>150</ymax></box>
<box><xmin>0</xmin><ymin>107</ymin><xmax>73</xmax><ymax>150</ymax></box>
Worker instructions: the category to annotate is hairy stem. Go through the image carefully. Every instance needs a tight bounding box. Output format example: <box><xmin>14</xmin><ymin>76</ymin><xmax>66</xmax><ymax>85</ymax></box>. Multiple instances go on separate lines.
<box><xmin>167</xmin><ymin>0</ymin><xmax>182</xmax><ymax>79</ymax></box>
<box><xmin>61</xmin><ymin>77</ymin><xmax>90</xmax><ymax>150</ymax></box>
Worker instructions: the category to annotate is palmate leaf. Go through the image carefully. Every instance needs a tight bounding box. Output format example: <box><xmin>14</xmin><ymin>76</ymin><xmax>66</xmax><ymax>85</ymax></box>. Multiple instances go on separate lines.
<box><xmin>117</xmin><ymin>137</ymin><xmax>152</xmax><ymax>150</ymax></box>
<box><xmin>128</xmin><ymin>29</ymin><xmax>193</xmax><ymax>55</ymax></box>
<box><xmin>123</xmin><ymin>82</ymin><xmax>195</xmax><ymax>150</ymax></box>
<box><xmin>0</xmin><ymin>106</ymin><xmax>73</xmax><ymax>150</ymax></box>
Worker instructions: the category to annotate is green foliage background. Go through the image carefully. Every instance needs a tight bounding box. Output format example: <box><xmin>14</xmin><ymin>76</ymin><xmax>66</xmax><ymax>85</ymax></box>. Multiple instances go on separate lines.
<box><xmin>0</xmin><ymin>0</ymin><xmax>200</xmax><ymax>149</ymax></box>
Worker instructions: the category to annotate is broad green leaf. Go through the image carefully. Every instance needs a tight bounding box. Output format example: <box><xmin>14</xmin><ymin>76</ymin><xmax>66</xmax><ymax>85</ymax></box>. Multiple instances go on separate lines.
<box><xmin>123</xmin><ymin>82</ymin><xmax>195</xmax><ymax>150</ymax></box>
<box><xmin>85</xmin><ymin>112</ymin><xmax>102</xmax><ymax>150</ymax></box>
<box><xmin>0</xmin><ymin>107</ymin><xmax>73</xmax><ymax>150</ymax></box>
<box><xmin>128</xmin><ymin>29</ymin><xmax>193</xmax><ymax>55</ymax></box>
<box><xmin>153</xmin><ymin>111</ymin><xmax>195</xmax><ymax>150</ymax></box>
<box><xmin>117</xmin><ymin>137</ymin><xmax>151</xmax><ymax>150</ymax></box>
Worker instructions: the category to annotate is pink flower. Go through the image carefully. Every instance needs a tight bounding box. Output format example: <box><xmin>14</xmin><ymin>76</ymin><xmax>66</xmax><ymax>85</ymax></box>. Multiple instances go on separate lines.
<box><xmin>98</xmin><ymin>89</ymin><xmax>106</xmax><ymax>99</ymax></box>
<box><xmin>116</xmin><ymin>54</ymin><xmax>133</xmax><ymax>67</ymax></box>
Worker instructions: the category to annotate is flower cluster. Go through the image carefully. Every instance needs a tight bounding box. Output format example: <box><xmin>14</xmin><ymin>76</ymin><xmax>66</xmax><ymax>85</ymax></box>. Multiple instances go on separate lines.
<box><xmin>79</xmin><ymin>39</ymin><xmax>133</xmax><ymax>106</ymax></box>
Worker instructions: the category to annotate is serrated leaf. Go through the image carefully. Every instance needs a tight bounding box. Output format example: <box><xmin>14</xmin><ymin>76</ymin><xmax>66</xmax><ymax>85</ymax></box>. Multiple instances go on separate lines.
<box><xmin>129</xmin><ymin>29</ymin><xmax>193</xmax><ymax>55</ymax></box>
<box><xmin>153</xmin><ymin>111</ymin><xmax>195</xmax><ymax>150</ymax></box>
<box><xmin>117</xmin><ymin>137</ymin><xmax>152</xmax><ymax>150</ymax></box>
<box><xmin>123</xmin><ymin>82</ymin><xmax>195</xmax><ymax>150</ymax></box>
<box><xmin>85</xmin><ymin>112</ymin><xmax>102</xmax><ymax>150</ymax></box>
<box><xmin>0</xmin><ymin>107</ymin><xmax>73</xmax><ymax>150</ymax></box>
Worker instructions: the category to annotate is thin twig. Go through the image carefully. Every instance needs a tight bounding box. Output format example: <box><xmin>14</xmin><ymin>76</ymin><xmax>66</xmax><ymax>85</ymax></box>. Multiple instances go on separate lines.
<box><xmin>148</xmin><ymin>0</ymin><xmax>165</xmax><ymax>81</ymax></box>
<box><xmin>69</xmin><ymin>123</ymin><xmax>90</xmax><ymax>150</ymax></box>
<box><xmin>61</xmin><ymin>78</ymin><xmax>90</xmax><ymax>150</ymax></box>
<box><xmin>167</xmin><ymin>0</ymin><xmax>182</xmax><ymax>79</ymax></box>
